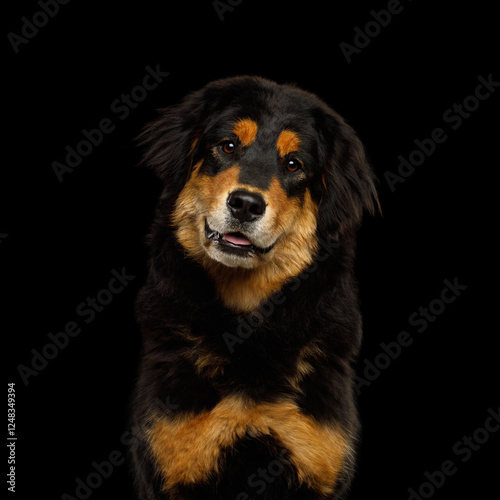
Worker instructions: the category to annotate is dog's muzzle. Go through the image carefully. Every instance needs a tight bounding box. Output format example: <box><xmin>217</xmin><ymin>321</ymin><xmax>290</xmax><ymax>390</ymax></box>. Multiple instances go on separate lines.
<box><xmin>204</xmin><ymin>219</ymin><xmax>275</xmax><ymax>256</ymax></box>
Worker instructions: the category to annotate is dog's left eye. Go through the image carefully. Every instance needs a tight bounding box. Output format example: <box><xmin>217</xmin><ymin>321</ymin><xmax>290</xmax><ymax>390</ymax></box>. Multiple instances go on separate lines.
<box><xmin>286</xmin><ymin>159</ymin><xmax>302</xmax><ymax>172</ymax></box>
<box><xmin>221</xmin><ymin>141</ymin><xmax>236</xmax><ymax>154</ymax></box>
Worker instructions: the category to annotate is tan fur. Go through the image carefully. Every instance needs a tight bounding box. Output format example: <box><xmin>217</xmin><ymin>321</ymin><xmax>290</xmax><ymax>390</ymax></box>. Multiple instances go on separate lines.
<box><xmin>232</xmin><ymin>118</ymin><xmax>258</xmax><ymax>146</ymax></box>
<box><xmin>205</xmin><ymin>182</ymin><xmax>318</xmax><ymax>311</ymax></box>
<box><xmin>276</xmin><ymin>129</ymin><xmax>301</xmax><ymax>157</ymax></box>
<box><xmin>288</xmin><ymin>342</ymin><xmax>326</xmax><ymax>392</ymax></box>
<box><xmin>189</xmin><ymin>137</ymin><xmax>199</xmax><ymax>156</ymax></box>
<box><xmin>190</xmin><ymin>351</ymin><xmax>226</xmax><ymax>378</ymax></box>
<box><xmin>148</xmin><ymin>396</ymin><xmax>351</xmax><ymax>494</ymax></box>
<box><xmin>171</xmin><ymin>165</ymin><xmax>240</xmax><ymax>262</ymax></box>
<box><xmin>168</xmin><ymin>323</ymin><xmax>227</xmax><ymax>378</ymax></box>
<box><xmin>172</xmin><ymin>166</ymin><xmax>319</xmax><ymax>312</ymax></box>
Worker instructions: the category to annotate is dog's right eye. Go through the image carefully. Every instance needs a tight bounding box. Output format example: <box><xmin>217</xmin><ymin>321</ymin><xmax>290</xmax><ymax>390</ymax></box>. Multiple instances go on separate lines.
<box><xmin>221</xmin><ymin>141</ymin><xmax>236</xmax><ymax>154</ymax></box>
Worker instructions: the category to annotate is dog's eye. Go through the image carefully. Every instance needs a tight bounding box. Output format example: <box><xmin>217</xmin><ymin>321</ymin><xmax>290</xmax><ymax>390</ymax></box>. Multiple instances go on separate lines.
<box><xmin>221</xmin><ymin>141</ymin><xmax>236</xmax><ymax>154</ymax></box>
<box><xmin>286</xmin><ymin>159</ymin><xmax>302</xmax><ymax>172</ymax></box>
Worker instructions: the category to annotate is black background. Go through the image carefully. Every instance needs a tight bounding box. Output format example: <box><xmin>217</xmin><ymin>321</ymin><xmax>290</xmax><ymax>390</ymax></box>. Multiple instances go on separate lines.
<box><xmin>4</xmin><ymin>0</ymin><xmax>498</xmax><ymax>499</ymax></box>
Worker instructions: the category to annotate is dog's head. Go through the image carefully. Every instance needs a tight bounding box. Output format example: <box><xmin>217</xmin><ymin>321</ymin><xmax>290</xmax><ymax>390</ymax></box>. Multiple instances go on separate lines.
<box><xmin>140</xmin><ymin>76</ymin><xmax>378</xmax><ymax>310</ymax></box>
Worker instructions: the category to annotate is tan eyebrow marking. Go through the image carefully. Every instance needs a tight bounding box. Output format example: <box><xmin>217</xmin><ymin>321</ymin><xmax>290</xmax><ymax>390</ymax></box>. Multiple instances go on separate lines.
<box><xmin>232</xmin><ymin>118</ymin><xmax>258</xmax><ymax>146</ymax></box>
<box><xmin>277</xmin><ymin>129</ymin><xmax>301</xmax><ymax>157</ymax></box>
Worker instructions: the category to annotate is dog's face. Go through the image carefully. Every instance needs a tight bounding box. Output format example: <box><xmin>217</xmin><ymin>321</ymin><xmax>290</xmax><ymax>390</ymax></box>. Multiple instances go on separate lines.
<box><xmin>173</xmin><ymin>113</ymin><xmax>320</xmax><ymax>271</ymax></box>
<box><xmin>141</xmin><ymin>77</ymin><xmax>378</xmax><ymax>310</ymax></box>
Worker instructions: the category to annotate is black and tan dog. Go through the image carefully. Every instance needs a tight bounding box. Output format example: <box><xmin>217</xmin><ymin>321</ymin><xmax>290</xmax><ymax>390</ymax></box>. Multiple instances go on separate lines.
<box><xmin>131</xmin><ymin>76</ymin><xmax>379</xmax><ymax>499</ymax></box>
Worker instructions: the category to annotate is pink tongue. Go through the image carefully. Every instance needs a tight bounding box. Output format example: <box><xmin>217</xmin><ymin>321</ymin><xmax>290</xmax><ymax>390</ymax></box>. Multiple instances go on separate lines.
<box><xmin>224</xmin><ymin>233</ymin><xmax>252</xmax><ymax>246</ymax></box>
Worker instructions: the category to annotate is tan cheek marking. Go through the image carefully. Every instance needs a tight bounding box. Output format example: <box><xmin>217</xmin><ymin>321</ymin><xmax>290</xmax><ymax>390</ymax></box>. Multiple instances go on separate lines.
<box><xmin>276</xmin><ymin>129</ymin><xmax>301</xmax><ymax>157</ymax></box>
<box><xmin>265</xmin><ymin>180</ymin><xmax>319</xmax><ymax>282</ymax></box>
<box><xmin>147</xmin><ymin>396</ymin><xmax>351</xmax><ymax>495</ymax></box>
<box><xmin>170</xmin><ymin>164</ymin><xmax>205</xmax><ymax>260</ymax></box>
<box><xmin>232</xmin><ymin>118</ymin><xmax>258</xmax><ymax>146</ymax></box>
<box><xmin>171</xmin><ymin>166</ymin><xmax>241</xmax><ymax>260</ymax></box>
<box><xmin>266</xmin><ymin>177</ymin><xmax>300</xmax><ymax>233</ymax></box>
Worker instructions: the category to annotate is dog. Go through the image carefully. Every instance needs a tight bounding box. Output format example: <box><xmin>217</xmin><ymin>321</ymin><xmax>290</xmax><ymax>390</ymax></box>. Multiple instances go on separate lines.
<box><xmin>130</xmin><ymin>76</ymin><xmax>379</xmax><ymax>499</ymax></box>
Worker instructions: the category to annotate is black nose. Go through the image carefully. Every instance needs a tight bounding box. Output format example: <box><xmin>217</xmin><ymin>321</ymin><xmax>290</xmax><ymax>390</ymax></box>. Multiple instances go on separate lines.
<box><xmin>227</xmin><ymin>190</ymin><xmax>266</xmax><ymax>223</ymax></box>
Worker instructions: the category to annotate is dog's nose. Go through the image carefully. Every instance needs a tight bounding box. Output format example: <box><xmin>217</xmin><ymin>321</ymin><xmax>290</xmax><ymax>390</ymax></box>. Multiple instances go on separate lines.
<box><xmin>227</xmin><ymin>190</ymin><xmax>266</xmax><ymax>223</ymax></box>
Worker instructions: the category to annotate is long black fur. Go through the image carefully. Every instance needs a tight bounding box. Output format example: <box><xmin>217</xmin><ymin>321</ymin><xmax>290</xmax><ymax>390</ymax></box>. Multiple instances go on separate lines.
<box><xmin>130</xmin><ymin>76</ymin><xmax>378</xmax><ymax>500</ymax></box>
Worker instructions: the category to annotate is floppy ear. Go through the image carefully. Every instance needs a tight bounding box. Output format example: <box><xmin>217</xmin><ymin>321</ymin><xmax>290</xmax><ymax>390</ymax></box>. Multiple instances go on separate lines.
<box><xmin>137</xmin><ymin>90</ymin><xmax>204</xmax><ymax>193</ymax></box>
<box><xmin>318</xmin><ymin>112</ymin><xmax>380</xmax><ymax>236</ymax></box>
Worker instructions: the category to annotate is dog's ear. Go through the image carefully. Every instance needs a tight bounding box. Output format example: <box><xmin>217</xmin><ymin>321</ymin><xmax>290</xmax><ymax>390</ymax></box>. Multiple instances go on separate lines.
<box><xmin>137</xmin><ymin>90</ymin><xmax>204</xmax><ymax>192</ymax></box>
<box><xmin>317</xmin><ymin>112</ymin><xmax>380</xmax><ymax>237</ymax></box>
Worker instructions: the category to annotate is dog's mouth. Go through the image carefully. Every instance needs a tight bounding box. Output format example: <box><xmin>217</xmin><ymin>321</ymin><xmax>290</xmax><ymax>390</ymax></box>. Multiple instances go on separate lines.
<box><xmin>204</xmin><ymin>219</ymin><xmax>275</xmax><ymax>257</ymax></box>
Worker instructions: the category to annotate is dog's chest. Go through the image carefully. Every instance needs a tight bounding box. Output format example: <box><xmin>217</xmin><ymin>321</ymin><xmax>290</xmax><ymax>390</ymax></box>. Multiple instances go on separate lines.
<box><xmin>147</xmin><ymin>394</ymin><xmax>350</xmax><ymax>496</ymax></box>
